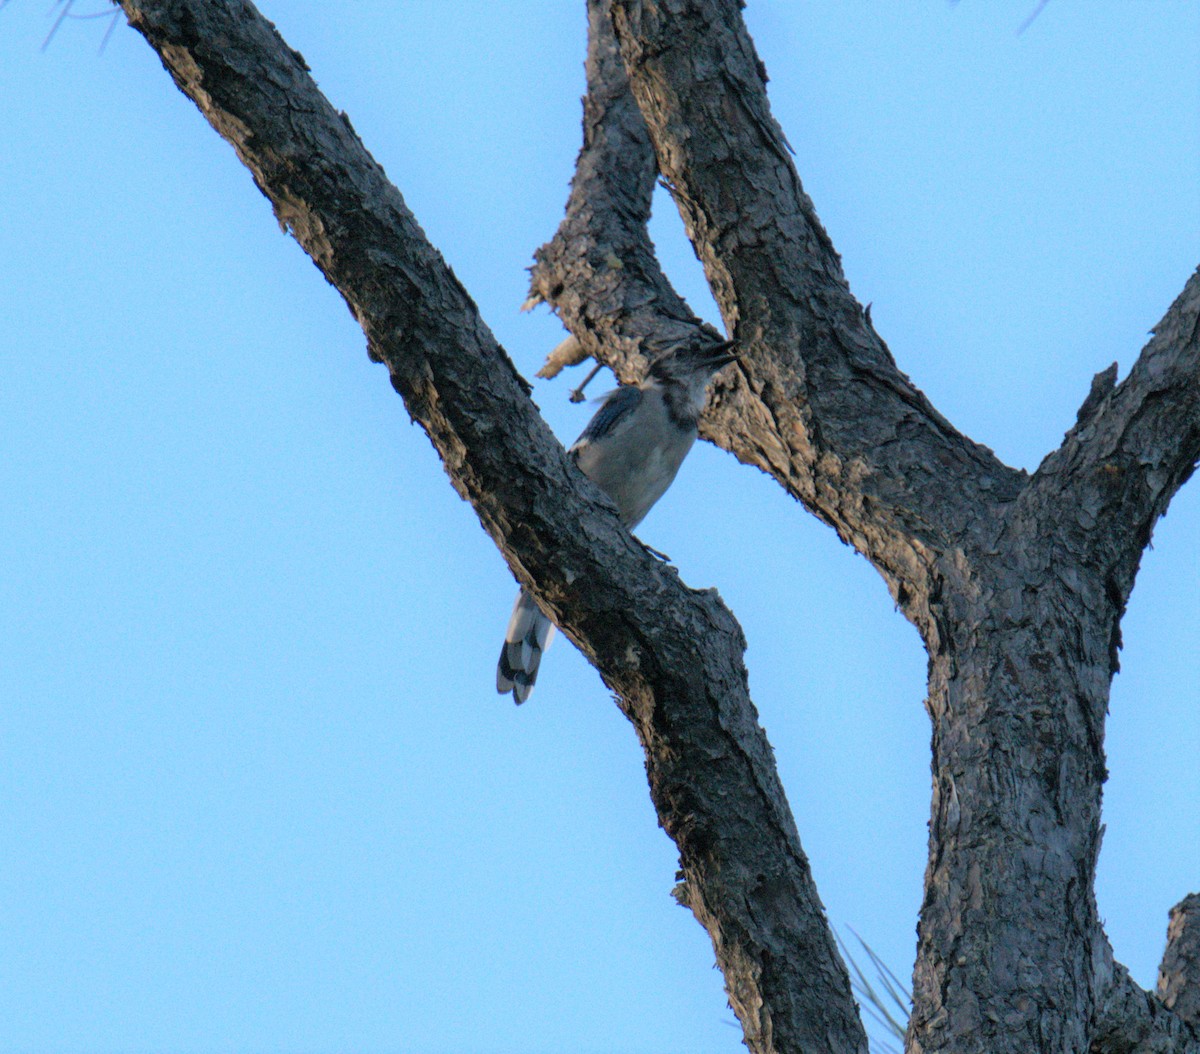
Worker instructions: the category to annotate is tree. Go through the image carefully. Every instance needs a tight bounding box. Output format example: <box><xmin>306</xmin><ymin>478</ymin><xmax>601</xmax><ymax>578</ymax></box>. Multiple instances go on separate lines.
<box><xmin>5</xmin><ymin>2</ymin><xmax>1198</xmax><ymax>1053</ymax></box>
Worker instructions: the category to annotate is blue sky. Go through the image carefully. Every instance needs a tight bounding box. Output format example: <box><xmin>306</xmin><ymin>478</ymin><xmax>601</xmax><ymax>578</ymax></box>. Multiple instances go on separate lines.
<box><xmin>1</xmin><ymin>3</ymin><xmax>1197</xmax><ymax>1052</ymax></box>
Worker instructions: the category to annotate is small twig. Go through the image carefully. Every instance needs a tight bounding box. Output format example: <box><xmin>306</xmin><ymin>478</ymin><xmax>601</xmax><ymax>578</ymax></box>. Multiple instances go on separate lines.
<box><xmin>568</xmin><ymin>362</ymin><xmax>603</xmax><ymax>403</ymax></box>
<box><xmin>42</xmin><ymin>0</ymin><xmax>74</xmax><ymax>50</ymax></box>
<box><xmin>1016</xmin><ymin>0</ymin><xmax>1051</xmax><ymax>35</ymax></box>
<box><xmin>41</xmin><ymin>0</ymin><xmax>122</xmax><ymax>52</ymax></box>
<box><xmin>98</xmin><ymin>8</ymin><xmax>120</xmax><ymax>53</ymax></box>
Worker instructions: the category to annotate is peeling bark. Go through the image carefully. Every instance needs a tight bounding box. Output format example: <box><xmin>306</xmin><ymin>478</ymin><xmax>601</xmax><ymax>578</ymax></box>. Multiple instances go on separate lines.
<box><xmin>1159</xmin><ymin>895</ymin><xmax>1200</xmax><ymax>1029</ymax></box>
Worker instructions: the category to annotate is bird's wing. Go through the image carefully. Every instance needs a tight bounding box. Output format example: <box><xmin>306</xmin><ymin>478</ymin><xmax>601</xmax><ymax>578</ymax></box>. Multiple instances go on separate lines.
<box><xmin>569</xmin><ymin>384</ymin><xmax>643</xmax><ymax>452</ymax></box>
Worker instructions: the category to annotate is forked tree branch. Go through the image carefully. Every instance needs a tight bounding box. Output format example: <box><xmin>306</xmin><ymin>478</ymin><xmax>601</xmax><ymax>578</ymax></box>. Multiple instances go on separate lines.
<box><xmin>537</xmin><ymin>0</ymin><xmax>1025</xmax><ymax>627</ymax></box>
<box><xmin>608</xmin><ymin>0</ymin><xmax>1025</xmax><ymax>619</ymax></box>
<box><xmin>1091</xmin><ymin>894</ymin><xmax>1200</xmax><ymax>1051</ymax></box>
<box><xmin>591</xmin><ymin>3</ymin><xmax>1200</xmax><ymax>1052</ymax></box>
<box><xmin>593</xmin><ymin>0</ymin><xmax>1200</xmax><ymax>646</ymax></box>
<box><xmin>107</xmin><ymin>1</ymin><xmax>1200</xmax><ymax>1051</ymax></box>
<box><xmin>115</xmin><ymin>2</ymin><xmax>867</xmax><ymax>1051</ymax></box>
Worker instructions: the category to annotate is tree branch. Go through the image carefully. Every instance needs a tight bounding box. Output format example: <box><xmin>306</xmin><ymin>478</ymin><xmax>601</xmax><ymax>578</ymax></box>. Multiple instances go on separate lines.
<box><xmin>1087</xmin><ymin>895</ymin><xmax>1200</xmax><ymax>1053</ymax></box>
<box><xmin>1030</xmin><ymin>268</ymin><xmax>1200</xmax><ymax>616</ymax></box>
<box><xmin>115</xmin><ymin>2</ymin><xmax>868</xmax><ymax>1051</ymax></box>
<box><xmin>595</xmin><ymin>15</ymin><xmax>1200</xmax><ymax>1046</ymax></box>
<box><xmin>1093</xmin><ymin>962</ymin><xmax>1200</xmax><ymax>1054</ymax></box>
<box><xmin>608</xmin><ymin>0</ymin><xmax>1024</xmax><ymax>616</ymax></box>
<box><xmin>528</xmin><ymin>0</ymin><xmax>716</xmax><ymax>381</ymax></box>
<box><xmin>899</xmin><ymin>275</ymin><xmax>1200</xmax><ymax>1053</ymax></box>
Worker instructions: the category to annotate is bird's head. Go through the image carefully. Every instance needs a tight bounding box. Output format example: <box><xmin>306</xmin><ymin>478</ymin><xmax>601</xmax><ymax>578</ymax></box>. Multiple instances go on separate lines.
<box><xmin>647</xmin><ymin>336</ymin><xmax>740</xmax><ymax>418</ymax></box>
<box><xmin>648</xmin><ymin>336</ymin><xmax>739</xmax><ymax>381</ymax></box>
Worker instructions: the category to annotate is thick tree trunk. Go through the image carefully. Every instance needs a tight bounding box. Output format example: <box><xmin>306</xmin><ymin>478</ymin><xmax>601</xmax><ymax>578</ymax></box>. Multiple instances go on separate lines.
<box><xmin>912</xmin><ymin>566</ymin><xmax>1111</xmax><ymax>1052</ymax></box>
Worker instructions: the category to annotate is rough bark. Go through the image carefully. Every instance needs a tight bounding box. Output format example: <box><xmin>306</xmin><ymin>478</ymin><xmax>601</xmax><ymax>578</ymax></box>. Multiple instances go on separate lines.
<box><xmin>1159</xmin><ymin>895</ymin><xmax>1200</xmax><ymax>1029</ymax></box>
<box><xmin>527</xmin><ymin>0</ymin><xmax>718</xmax><ymax>380</ymax></box>
<box><xmin>1091</xmin><ymin>889</ymin><xmax>1200</xmax><ymax>1054</ymax></box>
<box><xmin>1094</xmin><ymin>963</ymin><xmax>1200</xmax><ymax>1054</ymax></box>
<box><xmin>1090</xmin><ymin>897</ymin><xmax>1200</xmax><ymax>1054</ymax></box>
<box><xmin>109</xmin><ymin>0</ymin><xmax>1200</xmax><ymax>1052</ymax></box>
<box><xmin>599</xmin><ymin>2</ymin><xmax>1200</xmax><ymax>1053</ymax></box>
<box><xmin>524</xmin><ymin>0</ymin><xmax>764</xmax><ymax>557</ymax></box>
<box><xmin>114</xmin><ymin>2</ymin><xmax>866</xmax><ymax>1052</ymax></box>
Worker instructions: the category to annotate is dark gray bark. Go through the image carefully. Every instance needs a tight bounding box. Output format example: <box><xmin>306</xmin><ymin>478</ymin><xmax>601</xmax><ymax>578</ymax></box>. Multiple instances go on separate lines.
<box><xmin>527</xmin><ymin>0</ymin><xmax>719</xmax><ymax>378</ymax></box>
<box><xmin>1094</xmin><ymin>965</ymin><xmax>1200</xmax><ymax>1054</ymax></box>
<box><xmin>113</xmin><ymin>2</ymin><xmax>867</xmax><ymax>1051</ymax></box>
<box><xmin>535</xmin><ymin>1</ymin><xmax>1200</xmax><ymax>1052</ymax></box>
<box><xmin>1095</xmin><ymin>897</ymin><xmax>1200</xmax><ymax>1054</ymax></box>
<box><xmin>110</xmin><ymin>1</ymin><xmax>1199</xmax><ymax>1052</ymax></box>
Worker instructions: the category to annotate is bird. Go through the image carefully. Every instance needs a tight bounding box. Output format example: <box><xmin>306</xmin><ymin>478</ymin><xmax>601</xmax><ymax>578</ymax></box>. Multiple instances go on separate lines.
<box><xmin>496</xmin><ymin>335</ymin><xmax>740</xmax><ymax>704</ymax></box>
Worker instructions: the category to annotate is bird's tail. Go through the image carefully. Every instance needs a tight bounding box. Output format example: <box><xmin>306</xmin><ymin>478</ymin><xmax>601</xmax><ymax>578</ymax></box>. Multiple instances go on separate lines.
<box><xmin>496</xmin><ymin>589</ymin><xmax>556</xmax><ymax>704</ymax></box>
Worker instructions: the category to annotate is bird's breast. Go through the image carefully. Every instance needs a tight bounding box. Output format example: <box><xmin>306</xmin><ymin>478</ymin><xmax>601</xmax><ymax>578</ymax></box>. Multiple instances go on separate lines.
<box><xmin>575</xmin><ymin>413</ymin><xmax>697</xmax><ymax>529</ymax></box>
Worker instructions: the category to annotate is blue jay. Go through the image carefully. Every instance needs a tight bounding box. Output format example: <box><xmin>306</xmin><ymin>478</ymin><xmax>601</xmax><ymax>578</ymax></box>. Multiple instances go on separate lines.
<box><xmin>496</xmin><ymin>336</ymin><xmax>739</xmax><ymax>703</ymax></box>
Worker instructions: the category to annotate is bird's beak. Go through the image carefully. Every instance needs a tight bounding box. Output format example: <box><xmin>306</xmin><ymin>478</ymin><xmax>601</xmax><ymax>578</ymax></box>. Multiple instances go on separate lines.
<box><xmin>705</xmin><ymin>339</ymin><xmax>740</xmax><ymax>369</ymax></box>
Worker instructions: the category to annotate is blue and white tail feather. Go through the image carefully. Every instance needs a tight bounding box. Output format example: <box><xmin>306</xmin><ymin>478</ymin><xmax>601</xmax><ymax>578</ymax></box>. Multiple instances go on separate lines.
<box><xmin>496</xmin><ymin>589</ymin><xmax>556</xmax><ymax>704</ymax></box>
